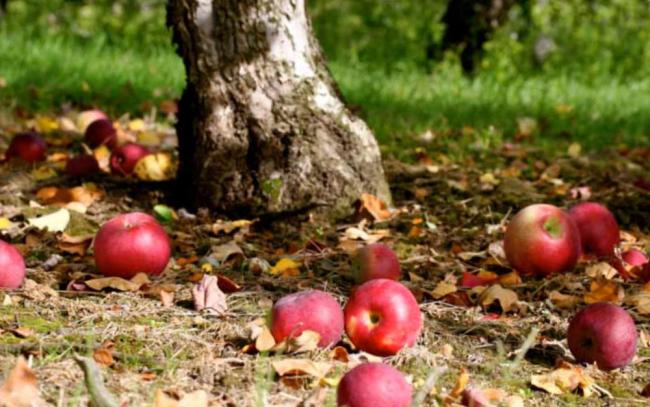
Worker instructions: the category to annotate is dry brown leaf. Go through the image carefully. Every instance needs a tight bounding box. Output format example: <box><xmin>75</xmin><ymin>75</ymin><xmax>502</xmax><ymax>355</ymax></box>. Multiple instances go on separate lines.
<box><xmin>154</xmin><ymin>389</ymin><xmax>209</xmax><ymax>407</ymax></box>
<box><xmin>498</xmin><ymin>271</ymin><xmax>522</xmax><ymax>287</ymax></box>
<box><xmin>355</xmin><ymin>193</ymin><xmax>391</xmax><ymax>221</ymax></box>
<box><xmin>626</xmin><ymin>291</ymin><xmax>650</xmax><ymax>315</ymax></box>
<box><xmin>585</xmin><ymin>262</ymin><xmax>618</xmax><ymax>280</ymax></box>
<box><xmin>134</xmin><ymin>152</ymin><xmax>177</xmax><ymax>181</ymax></box>
<box><xmin>274</xmin><ymin>330</ymin><xmax>321</xmax><ymax>354</ymax></box>
<box><xmin>210</xmin><ymin>241</ymin><xmax>244</xmax><ymax>262</ymax></box>
<box><xmin>57</xmin><ymin>233</ymin><xmax>93</xmax><ymax>256</ymax></box>
<box><xmin>549</xmin><ymin>290</ymin><xmax>581</xmax><ymax>309</ymax></box>
<box><xmin>36</xmin><ymin>184</ymin><xmax>103</xmax><ymax>211</ymax></box>
<box><xmin>85</xmin><ymin>272</ymin><xmax>151</xmax><ymax>292</ymax></box>
<box><xmin>92</xmin><ymin>347</ymin><xmax>114</xmax><ymax>367</ymax></box>
<box><xmin>329</xmin><ymin>346</ymin><xmax>349</xmax><ymax>363</ymax></box>
<box><xmin>479</xmin><ymin>284</ymin><xmax>519</xmax><ymax>313</ymax></box>
<box><xmin>271</xmin><ymin>359</ymin><xmax>332</xmax><ymax>379</ymax></box>
<box><xmin>191</xmin><ymin>275</ymin><xmax>227</xmax><ymax>315</ymax></box>
<box><xmin>584</xmin><ymin>279</ymin><xmax>624</xmax><ymax>304</ymax></box>
<box><xmin>431</xmin><ymin>281</ymin><xmax>457</xmax><ymax>300</ymax></box>
<box><xmin>211</xmin><ymin>219</ymin><xmax>252</xmax><ymax>235</ymax></box>
<box><xmin>0</xmin><ymin>357</ymin><xmax>47</xmax><ymax>407</ymax></box>
<box><xmin>530</xmin><ymin>362</ymin><xmax>596</xmax><ymax>397</ymax></box>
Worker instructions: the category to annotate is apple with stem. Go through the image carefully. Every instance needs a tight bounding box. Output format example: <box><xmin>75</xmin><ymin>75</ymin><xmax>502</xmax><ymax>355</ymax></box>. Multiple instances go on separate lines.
<box><xmin>344</xmin><ymin>279</ymin><xmax>422</xmax><ymax>356</ymax></box>
<box><xmin>504</xmin><ymin>204</ymin><xmax>581</xmax><ymax>276</ymax></box>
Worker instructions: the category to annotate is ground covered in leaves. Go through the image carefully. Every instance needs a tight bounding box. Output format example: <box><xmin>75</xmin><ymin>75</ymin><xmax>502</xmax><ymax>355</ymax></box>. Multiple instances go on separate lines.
<box><xmin>0</xmin><ymin>110</ymin><xmax>650</xmax><ymax>406</ymax></box>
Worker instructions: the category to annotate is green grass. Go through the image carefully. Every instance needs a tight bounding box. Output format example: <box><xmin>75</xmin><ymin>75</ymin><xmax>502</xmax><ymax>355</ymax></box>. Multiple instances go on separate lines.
<box><xmin>1</xmin><ymin>27</ymin><xmax>649</xmax><ymax>155</ymax></box>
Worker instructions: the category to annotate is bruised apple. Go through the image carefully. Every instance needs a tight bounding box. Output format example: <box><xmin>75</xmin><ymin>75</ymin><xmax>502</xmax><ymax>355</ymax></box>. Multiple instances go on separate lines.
<box><xmin>5</xmin><ymin>132</ymin><xmax>47</xmax><ymax>163</ymax></box>
<box><xmin>569</xmin><ymin>202</ymin><xmax>619</xmax><ymax>258</ymax></box>
<box><xmin>337</xmin><ymin>363</ymin><xmax>412</xmax><ymax>407</ymax></box>
<box><xmin>85</xmin><ymin>119</ymin><xmax>117</xmax><ymax>149</ymax></box>
<box><xmin>65</xmin><ymin>154</ymin><xmax>100</xmax><ymax>177</ymax></box>
<box><xmin>352</xmin><ymin>243</ymin><xmax>401</xmax><ymax>283</ymax></box>
<box><xmin>568</xmin><ymin>303</ymin><xmax>637</xmax><ymax>371</ymax></box>
<box><xmin>504</xmin><ymin>204</ymin><xmax>580</xmax><ymax>276</ymax></box>
<box><xmin>270</xmin><ymin>290</ymin><xmax>344</xmax><ymax>347</ymax></box>
<box><xmin>110</xmin><ymin>143</ymin><xmax>150</xmax><ymax>175</ymax></box>
<box><xmin>344</xmin><ymin>279</ymin><xmax>422</xmax><ymax>356</ymax></box>
<box><xmin>0</xmin><ymin>240</ymin><xmax>26</xmax><ymax>289</ymax></box>
<box><xmin>94</xmin><ymin>212</ymin><xmax>171</xmax><ymax>279</ymax></box>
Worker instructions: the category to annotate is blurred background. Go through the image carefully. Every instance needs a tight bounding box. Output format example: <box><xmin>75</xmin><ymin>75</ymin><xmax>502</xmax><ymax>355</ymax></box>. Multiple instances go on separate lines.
<box><xmin>1</xmin><ymin>0</ymin><xmax>649</xmax><ymax>155</ymax></box>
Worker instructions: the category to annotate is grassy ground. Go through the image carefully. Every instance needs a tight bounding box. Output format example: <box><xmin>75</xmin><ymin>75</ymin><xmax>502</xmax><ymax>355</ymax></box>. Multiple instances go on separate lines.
<box><xmin>2</xmin><ymin>27</ymin><xmax>650</xmax><ymax>159</ymax></box>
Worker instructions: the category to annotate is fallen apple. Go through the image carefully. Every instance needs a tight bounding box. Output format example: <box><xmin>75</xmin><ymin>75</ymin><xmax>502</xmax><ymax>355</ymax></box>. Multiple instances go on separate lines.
<box><xmin>568</xmin><ymin>302</ymin><xmax>637</xmax><ymax>371</ymax></box>
<box><xmin>337</xmin><ymin>362</ymin><xmax>412</xmax><ymax>407</ymax></box>
<box><xmin>344</xmin><ymin>279</ymin><xmax>422</xmax><ymax>356</ymax></box>
<box><xmin>504</xmin><ymin>204</ymin><xmax>580</xmax><ymax>276</ymax></box>
<box><xmin>270</xmin><ymin>290</ymin><xmax>344</xmax><ymax>347</ymax></box>
<box><xmin>0</xmin><ymin>240</ymin><xmax>26</xmax><ymax>289</ymax></box>
<box><xmin>94</xmin><ymin>212</ymin><xmax>171</xmax><ymax>279</ymax></box>
<box><xmin>5</xmin><ymin>132</ymin><xmax>47</xmax><ymax>163</ymax></box>
<box><xmin>352</xmin><ymin>243</ymin><xmax>401</xmax><ymax>283</ymax></box>
<box><xmin>77</xmin><ymin>109</ymin><xmax>108</xmax><ymax>133</ymax></box>
<box><xmin>569</xmin><ymin>202</ymin><xmax>620</xmax><ymax>258</ymax></box>
<box><xmin>622</xmin><ymin>249</ymin><xmax>648</xmax><ymax>267</ymax></box>
<box><xmin>110</xmin><ymin>143</ymin><xmax>150</xmax><ymax>176</ymax></box>
<box><xmin>65</xmin><ymin>154</ymin><xmax>100</xmax><ymax>177</ymax></box>
<box><xmin>84</xmin><ymin>119</ymin><xmax>117</xmax><ymax>149</ymax></box>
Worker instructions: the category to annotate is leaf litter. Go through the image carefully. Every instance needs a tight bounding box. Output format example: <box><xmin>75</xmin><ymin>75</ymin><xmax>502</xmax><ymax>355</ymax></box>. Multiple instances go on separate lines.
<box><xmin>0</xmin><ymin>108</ymin><xmax>649</xmax><ymax>405</ymax></box>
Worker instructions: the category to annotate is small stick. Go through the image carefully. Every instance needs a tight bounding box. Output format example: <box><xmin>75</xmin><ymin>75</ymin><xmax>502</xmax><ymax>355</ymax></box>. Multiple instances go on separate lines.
<box><xmin>74</xmin><ymin>355</ymin><xmax>120</xmax><ymax>407</ymax></box>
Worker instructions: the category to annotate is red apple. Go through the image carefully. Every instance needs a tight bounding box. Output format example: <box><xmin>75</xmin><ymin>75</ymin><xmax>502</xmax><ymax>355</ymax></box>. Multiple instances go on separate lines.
<box><xmin>5</xmin><ymin>132</ymin><xmax>47</xmax><ymax>163</ymax></box>
<box><xmin>504</xmin><ymin>204</ymin><xmax>580</xmax><ymax>276</ymax></box>
<box><xmin>270</xmin><ymin>290</ymin><xmax>344</xmax><ymax>347</ymax></box>
<box><xmin>93</xmin><ymin>212</ymin><xmax>171</xmax><ymax>279</ymax></box>
<box><xmin>352</xmin><ymin>243</ymin><xmax>401</xmax><ymax>283</ymax></box>
<box><xmin>77</xmin><ymin>109</ymin><xmax>108</xmax><ymax>133</ymax></box>
<box><xmin>110</xmin><ymin>143</ymin><xmax>150</xmax><ymax>176</ymax></box>
<box><xmin>65</xmin><ymin>154</ymin><xmax>100</xmax><ymax>177</ymax></box>
<box><xmin>0</xmin><ymin>240</ymin><xmax>26</xmax><ymax>289</ymax></box>
<box><xmin>85</xmin><ymin>119</ymin><xmax>117</xmax><ymax>149</ymax></box>
<box><xmin>344</xmin><ymin>279</ymin><xmax>422</xmax><ymax>356</ymax></box>
<box><xmin>568</xmin><ymin>302</ymin><xmax>637</xmax><ymax>371</ymax></box>
<box><xmin>622</xmin><ymin>249</ymin><xmax>648</xmax><ymax>267</ymax></box>
<box><xmin>569</xmin><ymin>202</ymin><xmax>619</xmax><ymax>258</ymax></box>
<box><xmin>337</xmin><ymin>363</ymin><xmax>412</xmax><ymax>407</ymax></box>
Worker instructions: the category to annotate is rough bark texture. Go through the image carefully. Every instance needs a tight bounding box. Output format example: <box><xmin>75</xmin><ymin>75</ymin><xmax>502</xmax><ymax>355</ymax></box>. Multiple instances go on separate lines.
<box><xmin>167</xmin><ymin>0</ymin><xmax>390</xmax><ymax>218</ymax></box>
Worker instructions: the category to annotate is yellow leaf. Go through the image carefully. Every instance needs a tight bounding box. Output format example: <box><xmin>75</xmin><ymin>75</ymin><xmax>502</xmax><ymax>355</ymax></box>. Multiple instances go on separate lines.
<box><xmin>0</xmin><ymin>357</ymin><xmax>47</xmax><ymax>406</ymax></box>
<box><xmin>567</xmin><ymin>143</ymin><xmax>581</xmax><ymax>158</ymax></box>
<box><xmin>128</xmin><ymin>118</ymin><xmax>146</xmax><ymax>132</ymax></box>
<box><xmin>530</xmin><ymin>362</ymin><xmax>596</xmax><ymax>397</ymax></box>
<box><xmin>431</xmin><ymin>281</ymin><xmax>457</xmax><ymax>300</ymax></box>
<box><xmin>478</xmin><ymin>284</ymin><xmax>518</xmax><ymax>313</ymax></box>
<box><xmin>584</xmin><ymin>279</ymin><xmax>624</xmax><ymax>304</ymax></box>
<box><xmin>0</xmin><ymin>217</ymin><xmax>14</xmax><ymax>230</ymax></box>
<box><xmin>34</xmin><ymin>115</ymin><xmax>59</xmax><ymax>133</ymax></box>
<box><xmin>27</xmin><ymin>208</ymin><xmax>70</xmax><ymax>232</ymax></box>
<box><xmin>269</xmin><ymin>258</ymin><xmax>300</xmax><ymax>276</ymax></box>
<box><xmin>93</xmin><ymin>145</ymin><xmax>111</xmax><ymax>172</ymax></box>
<box><xmin>271</xmin><ymin>359</ymin><xmax>332</xmax><ymax>379</ymax></box>
<box><xmin>450</xmin><ymin>368</ymin><xmax>469</xmax><ymax>398</ymax></box>
<box><xmin>626</xmin><ymin>291</ymin><xmax>650</xmax><ymax>315</ymax></box>
<box><xmin>355</xmin><ymin>193</ymin><xmax>391</xmax><ymax>221</ymax></box>
<box><xmin>31</xmin><ymin>166</ymin><xmax>57</xmax><ymax>181</ymax></box>
<box><xmin>549</xmin><ymin>290</ymin><xmax>581</xmax><ymax>309</ymax></box>
<box><xmin>134</xmin><ymin>152</ymin><xmax>176</xmax><ymax>181</ymax></box>
<box><xmin>137</xmin><ymin>131</ymin><xmax>161</xmax><ymax>145</ymax></box>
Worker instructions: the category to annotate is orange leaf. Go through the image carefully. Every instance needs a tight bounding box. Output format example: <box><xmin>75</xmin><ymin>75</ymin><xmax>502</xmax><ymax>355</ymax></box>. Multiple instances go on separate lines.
<box><xmin>584</xmin><ymin>279</ymin><xmax>624</xmax><ymax>304</ymax></box>
<box><xmin>355</xmin><ymin>193</ymin><xmax>391</xmax><ymax>221</ymax></box>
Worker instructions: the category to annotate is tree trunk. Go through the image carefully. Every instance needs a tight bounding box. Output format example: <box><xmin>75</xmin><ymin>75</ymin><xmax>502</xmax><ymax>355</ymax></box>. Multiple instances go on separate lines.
<box><xmin>167</xmin><ymin>0</ymin><xmax>390</xmax><ymax>218</ymax></box>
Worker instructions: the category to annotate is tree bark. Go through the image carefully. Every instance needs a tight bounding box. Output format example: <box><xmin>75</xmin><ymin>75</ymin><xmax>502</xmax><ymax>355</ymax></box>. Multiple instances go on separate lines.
<box><xmin>167</xmin><ymin>0</ymin><xmax>390</xmax><ymax>218</ymax></box>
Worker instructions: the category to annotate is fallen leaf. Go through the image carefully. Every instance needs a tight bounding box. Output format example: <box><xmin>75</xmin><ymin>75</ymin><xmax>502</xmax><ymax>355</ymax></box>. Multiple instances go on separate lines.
<box><xmin>134</xmin><ymin>152</ymin><xmax>176</xmax><ymax>181</ymax></box>
<box><xmin>584</xmin><ymin>279</ymin><xmax>624</xmax><ymax>304</ymax></box>
<box><xmin>269</xmin><ymin>258</ymin><xmax>300</xmax><ymax>277</ymax></box>
<box><xmin>498</xmin><ymin>271</ymin><xmax>522</xmax><ymax>287</ymax></box>
<box><xmin>211</xmin><ymin>219</ymin><xmax>252</xmax><ymax>235</ymax></box>
<box><xmin>431</xmin><ymin>281</ymin><xmax>457</xmax><ymax>300</ymax></box>
<box><xmin>462</xmin><ymin>387</ymin><xmax>507</xmax><ymax>407</ymax></box>
<box><xmin>27</xmin><ymin>208</ymin><xmax>70</xmax><ymax>232</ymax></box>
<box><xmin>210</xmin><ymin>241</ymin><xmax>244</xmax><ymax>263</ymax></box>
<box><xmin>30</xmin><ymin>166</ymin><xmax>57</xmax><ymax>181</ymax></box>
<box><xmin>36</xmin><ymin>184</ymin><xmax>103</xmax><ymax>211</ymax></box>
<box><xmin>154</xmin><ymin>389</ymin><xmax>209</xmax><ymax>407</ymax></box>
<box><xmin>450</xmin><ymin>368</ymin><xmax>469</xmax><ymax>398</ymax></box>
<box><xmin>93</xmin><ymin>345</ymin><xmax>115</xmax><ymax>367</ymax></box>
<box><xmin>57</xmin><ymin>234</ymin><xmax>93</xmax><ymax>256</ymax></box>
<box><xmin>585</xmin><ymin>262</ymin><xmax>618</xmax><ymax>280</ymax></box>
<box><xmin>93</xmin><ymin>145</ymin><xmax>111</xmax><ymax>172</ymax></box>
<box><xmin>0</xmin><ymin>217</ymin><xmax>14</xmax><ymax>230</ymax></box>
<box><xmin>354</xmin><ymin>193</ymin><xmax>391</xmax><ymax>222</ymax></box>
<box><xmin>549</xmin><ymin>290</ymin><xmax>581</xmax><ymax>309</ymax></box>
<box><xmin>276</xmin><ymin>330</ymin><xmax>321</xmax><ymax>354</ymax></box>
<box><xmin>5</xmin><ymin>327</ymin><xmax>34</xmax><ymax>339</ymax></box>
<box><xmin>153</xmin><ymin>204</ymin><xmax>177</xmax><ymax>223</ymax></box>
<box><xmin>479</xmin><ymin>284</ymin><xmax>518</xmax><ymax>313</ymax></box>
<box><xmin>567</xmin><ymin>143</ymin><xmax>582</xmax><ymax>158</ymax></box>
<box><xmin>85</xmin><ymin>272</ymin><xmax>151</xmax><ymax>292</ymax></box>
<box><xmin>192</xmin><ymin>275</ymin><xmax>227</xmax><ymax>315</ymax></box>
<box><xmin>531</xmin><ymin>362</ymin><xmax>596</xmax><ymax>397</ymax></box>
<box><xmin>329</xmin><ymin>346</ymin><xmax>349</xmax><ymax>363</ymax></box>
<box><xmin>0</xmin><ymin>357</ymin><xmax>47</xmax><ymax>407</ymax></box>
<box><xmin>626</xmin><ymin>291</ymin><xmax>650</xmax><ymax>315</ymax></box>
<box><xmin>217</xmin><ymin>275</ymin><xmax>241</xmax><ymax>293</ymax></box>
<box><xmin>271</xmin><ymin>359</ymin><xmax>332</xmax><ymax>379</ymax></box>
